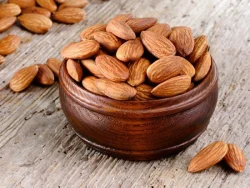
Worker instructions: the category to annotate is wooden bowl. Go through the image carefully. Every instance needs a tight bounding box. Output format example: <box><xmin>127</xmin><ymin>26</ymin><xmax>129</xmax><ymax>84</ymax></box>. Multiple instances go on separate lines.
<box><xmin>59</xmin><ymin>60</ymin><xmax>218</xmax><ymax>161</ymax></box>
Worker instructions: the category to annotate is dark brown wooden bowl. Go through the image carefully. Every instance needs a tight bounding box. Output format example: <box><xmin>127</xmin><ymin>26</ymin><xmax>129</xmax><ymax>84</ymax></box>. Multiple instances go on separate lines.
<box><xmin>59</xmin><ymin>60</ymin><xmax>218</xmax><ymax>161</ymax></box>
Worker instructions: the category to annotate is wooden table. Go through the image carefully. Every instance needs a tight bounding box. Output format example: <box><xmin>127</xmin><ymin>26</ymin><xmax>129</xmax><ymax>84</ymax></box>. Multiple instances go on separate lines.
<box><xmin>1</xmin><ymin>0</ymin><xmax>250</xmax><ymax>187</ymax></box>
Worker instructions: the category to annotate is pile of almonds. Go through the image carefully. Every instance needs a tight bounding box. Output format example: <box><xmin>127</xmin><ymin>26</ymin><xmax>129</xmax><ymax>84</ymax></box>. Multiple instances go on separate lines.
<box><xmin>61</xmin><ymin>14</ymin><xmax>211</xmax><ymax>101</ymax></box>
<box><xmin>188</xmin><ymin>141</ymin><xmax>246</xmax><ymax>173</ymax></box>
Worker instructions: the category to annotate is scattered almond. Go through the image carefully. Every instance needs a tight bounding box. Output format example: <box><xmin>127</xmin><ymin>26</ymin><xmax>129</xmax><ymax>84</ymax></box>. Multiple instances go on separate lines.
<box><xmin>0</xmin><ymin>35</ymin><xmax>21</xmax><ymax>56</ymax></box>
<box><xmin>52</xmin><ymin>7</ymin><xmax>85</xmax><ymax>24</ymax></box>
<box><xmin>0</xmin><ymin>3</ymin><xmax>21</xmax><ymax>19</ymax></box>
<box><xmin>127</xmin><ymin>58</ymin><xmax>151</xmax><ymax>86</ymax></box>
<box><xmin>224</xmin><ymin>144</ymin><xmax>246</xmax><ymax>172</ymax></box>
<box><xmin>193</xmin><ymin>51</ymin><xmax>211</xmax><ymax>81</ymax></box>
<box><xmin>82</xmin><ymin>76</ymin><xmax>104</xmax><ymax>96</ymax></box>
<box><xmin>46</xmin><ymin>58</ymin><xmax>62</xmax><ymax>77</ymax></box>
<box><xmin>58</xmin><ymin>0</ymin><xmax>88</xmax><ymax>10</ymax></box>
<box><xmin>81</xmin><ymin>59</ymin><xmax>104</xmax><ymax>78</ymax></box>
<box><xmin>80</xmin><ymin>24</ymin><xmax>107</xmax><ymax>40</ymax></box>
<box><xmin>116</xmin><ymin>39</ymin><xmax>144</xmax><ymax>62</ymax></box>
<box><xmin>127</xmin><ymin>17</ymin><xmax>157</xmax><ymax>33</ymax></box>
<box><xmin>66</xmin><ymin>59</ymin><xmax>83</xmax><ymax>82</ymax></box>
<box><xmin>188</xmin><ymin>35</ymin><xmax>208</xmax><ymax>63</ymax></box>
<box><xmin>0</xmin><ymin>17</ymin><xmax>17</xmax><ymax>33</ymax></box>
<box><xmin>61</xmin><ymin>40</ymin><xmax>100</xmax><ymax>59</ymax></box>
<box><xmin>147</xmin><ymin>23</ymin><xmax>171</xmax><ymax>37</ymax></box>
<box><xmin>18</xmin><ymin>13</ymin><xmax>53</xmax><ymax>34</ymax></box>
<box><xmin>106</xmin><ymin>19</ymin><xmax>136</xmax><ymax>40</ymax></box>
<box><xmin>141</xmin><ymin>31</ymin><xmax>176</xmax><ymax>58</ymax></box>
<box><xmin>8</xmin><ymin>0</ymin><xmax>36</xmax><ymax>8</ymax></box>
<box><xmin>35</xmin><ymin>64</ymin><xmax>54</xmax><ymax>85</ymax></box>
<box><xmin>22</xmin><ymin>6</ymin><xmax>51</xmax><ymax>17</ymax></box>
<box><xmin>151</xmin><ymin>75</ymin><xmax>191</xmax><ymax>97</ymax></box>
<box><xmin>10</xmin><ymin>65</ymin><xmax>38</xmax><ymax>92</ymax></box>
<box><xmin>95</xmin><ymin>79</ymin><xmax>137</xmax><ymax>100</ymax></box>
<box><xmin>188</xmin><ymin>141</ymin><xmax>228</xmax><ymax>173</ymax></box>
<box><xmin>36</xmin><ymin>0</ymin><xmax>57</xmax><ymax>12</ymax></box>
<box><xmin>134</xmin><ymin>84</ymin><xmax>155</xmax><ymax>101</ymax></box>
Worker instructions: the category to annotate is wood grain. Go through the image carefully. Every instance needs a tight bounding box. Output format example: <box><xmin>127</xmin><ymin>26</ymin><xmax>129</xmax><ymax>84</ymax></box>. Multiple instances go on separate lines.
<box><xmin>0</xmin><ymin>0</ymin><xmax>250</xmax><ymax>187</ymax></box>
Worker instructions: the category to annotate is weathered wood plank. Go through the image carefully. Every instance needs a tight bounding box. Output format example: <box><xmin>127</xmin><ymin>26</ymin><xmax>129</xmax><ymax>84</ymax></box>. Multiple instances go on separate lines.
<box><xmin>0</xmin><ymin>0</ymin><xmax>250</xmax><ymax>187</ymax></box>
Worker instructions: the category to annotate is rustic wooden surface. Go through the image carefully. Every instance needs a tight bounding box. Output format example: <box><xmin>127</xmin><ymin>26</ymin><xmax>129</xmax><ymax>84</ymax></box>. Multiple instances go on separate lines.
<box><xmin>0</xmin><ymin>0</ymin><xmax>250</xmax><ymax>187</ymax></box>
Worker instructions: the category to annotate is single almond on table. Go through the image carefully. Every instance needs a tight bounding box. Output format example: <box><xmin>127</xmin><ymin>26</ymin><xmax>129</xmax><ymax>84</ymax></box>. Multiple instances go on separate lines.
<box><xmin>58</xmin><ymin>0</ymin><xmax>88</xmax><ymax>10</ymax></box>
<box><xmin>35</xmin><ymin>64</ymin><xmax>54</xmax><ymax>85</ymax></box>
<box><xmin>151</xmin><ymin>75</ymin><xmax>191</xmax><ymax>97</ymax></box>
<box><xmin>134</xmin><ymin>84</ymin><xmax>155</xmax><ymax>101</ymax></box>
<box><xmin>127</xmin><ymin>58</ymin><xmax>151</xmax><ymax>86</ymax></box>
<box><xmin>126</xmin><ymin>17</ymin><xmax>157</xmax><ymax>33</ymax></box>
<box><xmin>0</xmin><ymin>55</ymin><xmax>5</xmax><ymax>64</ymax></box>
<box><xmin>93</xmin><ymin>31</ymin><xmax>122</xmax><ymax>53</ymax></box>
<box><xmin>66</xmin><ymin>59</ymin><xmax>83</xmax><ymax>82</ymax></box>
<box><xmin>0</xmin><ymin>17</ymin><xmax>17</xmax><ymax>33</ymax></box>
<box><xmin>0</xmin><ymin>3</ymin><xmax>21</xmax><ymax>19</ymax></box>
<box><xmin>188</xmin><ymin>35</ymin><xmax>208</xmax><ymax>63</ymax></box>
<box><xmin>18</xmin><ymin>13</ymin><xmax>53</xmax><ymax>34</ymax></box>
<box><xmin>22</xmin><ymin>7</ymin><xmax>51</xmax><ymax>17</ymax></box>
<box><xmin>169</xmin><ymin>26</ymin><xmax>194</xmax><ymax>57</ymax></box>
<box><xmin>8</xmin><ymin>0</ymin><xmax>36</xmax><ymax>8</ymax></box>
<box><xmin>0</xmin><ymin>35</ymin><xmax>21</xmax><ymax>56</ymax></box>
<box><xmin>193</xmin><ymin>51</ymin><xmax>211</xmax><ymax>81</ymax></box>
<box><xmin>96</xmin><ymin>55</ymin><xmax>129</xmax><ymax>82</ymax></box>
<box><xmin>106</xmin><ymin>19</ymin><xmax>136</xmax><ymax>40</ymax></box>
<box><xmin>61</xmin><ymin>40</ymin><xmax>100</xmax><ymax>59</ymax></box>
<box><xmin>36</xmin><ymin>0</ymin><xmax>57</xmax><ymax>12</ymax></box>
<box><xmin>146</xmin><ymin>56</ymin><xmax>184</xmax><ymax>84</ymax></box>
<box><xmin>46</xmin><ymin>58</ymin><xmax>62</xmax><ymax>77</ymax></box>
<box><xmin>116</xmin><ymin>39</ymin><xmax>144</xmax><ymax>62</ymax></box>
<box><xmin>188</xmin><ymin>141</ymin><xmax>228</xmax><ymax>173</ymax></box>
<box><xmin>95</xmin><ymin>79</ymin><xmax>137</xmax><ymax>100</ymax></box>
<box><xmin>80</xmin><ymin>24</ymin><xmax>107</xmax><ymax>40</ymax></box>
<box><xmin>10</xmin><ymin>65</ymin><xmax>38</xmax><ymax>92</ymax></box>
<box><xmin>147</xmin><ymin>23</ymin><xmax>171</xmax><ymax>37</ymax></box>
<box><xmin>224</xmin><ymin>144</ymin><xmax>246</xmax><ymax>172</ymax></box>
<box><xmin>179</xmin><ymin>58</ymin><xmax>195</xmax><ymax>78</ymax></box>
<box><xmin>141</xmin><ymin>31</ymin><xmax>176</xmax><ymax>58</ymax></box>
<box><xmin>111</xmin><ymin>14</ymin><xmax>133</xmax><ymax>22</ymax></box>
<box><xmin>82</xmin><ymin>76</ymin><xmax>104</xmax><ymax>96</ymax></box>
<box><xmin>52</xmin><ymin>8</ymin><xmax>85</xmax><ymax>24</ymax></box>
<box><xmin>81</xmin><ymin>59</ymin><xmax>104</xmax><ymax>78</ymax></box>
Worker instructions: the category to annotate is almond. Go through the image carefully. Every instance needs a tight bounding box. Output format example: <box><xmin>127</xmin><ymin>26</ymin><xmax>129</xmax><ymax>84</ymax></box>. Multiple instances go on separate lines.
<box><xmin>18</xmin><ymin>13</ymin><xmax>53</xmax><ymax>34</ymax></box>
<box><xmin>80</xmin><ymin>24</ymin><xmax>107</xmax><ymax>40</ymax></box>
<box><xmin>22</xmin><ymin>7</ymin><xmax>51</xmax><ymax>17</ymax></box>
<box><xmin>35</xmin><ymin>64</ymin><xmax>54</xmax><ymax>85</ymax></box>
<box><xmin>0</xmin><ymin>35</ymin><xmax>21</xmax><ymax>56</ymax></box>
<box><xmin>0</xmin><ymin>55</ymin><xmax>5</xmax><ymax>64</ymax></box>
<box><xmin>55</xmin><ymin>0</ymin><xmax>65</xmax><ymax>3</ymax></box>
<box><xmin>127</xmin><ymin>58</ymin><xmax>150</xmax><ymax>86</ymax></box>
<box><xmin>66</xmin><ymin>59</ymin><xmax>83</xmax><ymax>82</ymax></box>
<box><xmin>8</xmin><ymin>0</ymin><xmax>36</xmax><ymax>8</ymax></box>
<box><xmin>61</xmin><ymin>40</ymin><xmax>100</xmax><ymax>59</ymax></box>
<box><xmin>94</xmin><ymin>49</ymin><xmax>107</xmax><ymax>57</ymax></box>
<box><xmin>46</xmin><ymin>58</ymin><xmax>62</xmax><ymax>77</ymax></box>
<box><xmin>82</xmin><ymin>76</ymin><xmax>104</xmax><ymax>96</ymax></box>
<box><xmin>126</xmin><ymin>17</ymin><xmax>157</xmax><ymax>33</ymax></box>
<box><xmin>81</xmin><ymin>59</ymin><xmax>104</xmax><ymax>78</ymax></box>
<box><xmin>188</xmin><ymin>141</ymin><xmax>228</xmax><ymax>173</ymax></box>
<box><xmin>188</xmin><ymin>35</ymin><xmax>208</xmax><ymax>63</ymax></box>
<box><xmin>134</xmin><ymin>84</ymin><xmax>155</xmax><ymax>101</ymax></box>
<box><xmin>180</xmin><ymin>58</ymin><xmax>195</xmax><ymax>77</ymax></box>
<box><xmin>0</xmin><ymin>3</ymin><xmax>21</xmax><ymax>19</ymax></box>
<box><xmin>95</xmin><ymin>55</ymin><xmax>129</xmax><ymax>82</ymax></box>
<box><xmin>95</xmin><ymin>79</ymin><xmax>137</xmax><ymax>100</ymax></box>
<box><xmin>52</xmin><ymin>8</ymin><xmax>85</xmax><ymax>24</ymax></box>
<box><xmin>193</xmin><ymin>51</ymin><xmax>211</xmax><ymax>81</ymax></box>
<box><xmin>106</xmin><ymin>19</ymin><xmax>136</xmax><ymax>40</ymax></box>
<box><xmin>152</xmin><ymin>75</ymin><xmax>191</xmax><ymax>97</ymax></box>
<box><xmin>141</xmin><ymin>31</ymin><xmax>176</xmax><ymax>58</ymax></box>
<box><xmin>9</xmin><ymin>65</ymin><xmax>38</xmax><ymax>92</ymax></box>
<box><xmin>224</xmin><ymin>144</ymin><xmax>246</xmax><ymax>172</ymax></box>
<box><xmin>169</xmin><ymin>26</ymin><xmax>194</xmax><ymax>57</ymax></box>
<box><xmin>36</xmin><ymin>0</ymin><xmax>57</xmax><ymax>12</ymax></box>
<box><xmin>147</xmin><ymin>23</ymin><xmax>171</xmax><ymax>37</ymax></box>
<box><xmin>111</xmin><ymin>14</ymin><xmax>133</xmax><ymax>22</ymax></box>
<box><xmin>93</xmin><ymin>31</ymin><xmax>122</xmax><ymax>53</ymax></box>
<box><xmin>187</xmin><ymin>82</ymin><xmax>195</xmax><ymax>92</ymax></box>
<box><xmin>58</xmin><ymin>0</ymin><xmax>88</xmax><ymax>10</ymax></box>
<box><xmin>146</xmin><ymin>56</ymin><xmax>184</xmax><ymax>84</ymax></box>
<box><xmin>116</xmin><ymin>39</ymin><xmax>144</xmax><ymax>62</ymax></box>
<box><xmin>0</xmin><ymin>17</ymin><xmax>16</xmax><ymax>33</ymax></box>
